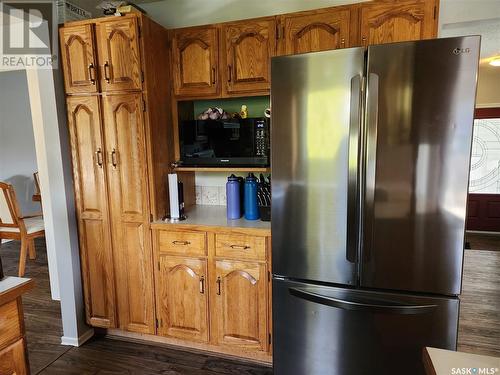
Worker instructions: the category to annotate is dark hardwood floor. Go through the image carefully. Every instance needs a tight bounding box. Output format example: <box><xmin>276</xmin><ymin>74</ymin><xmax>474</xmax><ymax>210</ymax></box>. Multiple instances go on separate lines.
<box><xmin>0</xmin><ymin>238</ymin><xmax>498</xmax><ymax>374</ymax></box>
<box><xmin>465</xmin><ymin>232</ymin><xmax>500</xmax><ymax>252</ymax></box>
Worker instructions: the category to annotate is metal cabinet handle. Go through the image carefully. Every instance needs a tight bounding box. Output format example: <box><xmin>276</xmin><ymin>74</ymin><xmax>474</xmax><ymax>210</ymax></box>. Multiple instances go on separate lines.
<box><xmin>172</xmin><ymin>240</ymin><xmax>190</xmax><ymax>245</ymax></box>
<box><xmin>199</xmin><ymin>276</ymin><xmax>205</xmax><ymax>294</ymax></box>
<box><xmin>229</xmin><ymin>244</ymin><xmax>250</xmax><ymax>250</ymax></box>
<box><xmin>211</xmin><ymin>67</ymin><xmax>216</xmax><ymax>85</ymax></box>
<box><xmin>104</xmin><ymin>61</ymin><xmax>111</xmax><ymax>83</ymax></box>
<box><xmin>216</xmin><ymin>277</ymin><xmax>221</xmax><ymax>295</ymax></box>
<box><xmin>110</xmin><ymin>148</ymin><xmax>118</xmax><ymax>169</ymax></box>
<box><xmin>95</xmin><ymin>148</ymin><xmax>103</xmax><ymax>167</ymax></box>
<box><xmin>89</xmin><ymin>63</ymin><xmax>96</xmax><ymax>85</ymax></box>
<box><xmin>227</xmin><ymin>65</ymin><xmax>232</xmax><ymax>82</ymax></box>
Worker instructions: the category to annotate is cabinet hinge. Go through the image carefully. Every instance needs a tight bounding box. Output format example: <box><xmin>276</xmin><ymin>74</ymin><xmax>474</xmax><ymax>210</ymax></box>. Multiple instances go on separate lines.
<box><xmin>269</xmin><ymin>333</ymin><xmax>272</xmax><ymax>345</ymax></box>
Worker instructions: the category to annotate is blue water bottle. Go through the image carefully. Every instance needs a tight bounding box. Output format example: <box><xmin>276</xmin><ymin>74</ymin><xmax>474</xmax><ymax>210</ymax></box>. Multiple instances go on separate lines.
<box><xmin>226</xmin><ymin>174</ymin><xmax>241</xmax><ymax>219</ymax></box>
<box><xmin>244</xmin><ymin>173</ymin><xmax>259</xmax><ymax>220</ymax></box>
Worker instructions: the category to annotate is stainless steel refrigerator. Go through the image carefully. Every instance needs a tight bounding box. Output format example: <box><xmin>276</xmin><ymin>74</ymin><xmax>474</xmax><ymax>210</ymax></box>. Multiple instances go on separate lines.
<box><xmin>271</xmin><ymin>36</ymin><xmax>480</xmax><ymax>375</ymax></box>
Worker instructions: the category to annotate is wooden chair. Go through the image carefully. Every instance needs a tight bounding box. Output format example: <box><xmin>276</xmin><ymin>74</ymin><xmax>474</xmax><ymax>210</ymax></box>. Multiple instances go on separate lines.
<box><xmin>0</xmin><ymin>182</ymin><xmax>45</xmax><ymax>276</ymax></box>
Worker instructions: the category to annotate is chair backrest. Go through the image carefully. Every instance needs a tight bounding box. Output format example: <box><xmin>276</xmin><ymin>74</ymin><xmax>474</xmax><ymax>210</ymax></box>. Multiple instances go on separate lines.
<box><xmin>33</xmin><ymin>172</ymin><xmax>41</xmax><ymax>195</ymax></box>
<box><xmin>0</xmin><ymin>182</ymin><xmax>22</xmax><ymax>230</ymax></box>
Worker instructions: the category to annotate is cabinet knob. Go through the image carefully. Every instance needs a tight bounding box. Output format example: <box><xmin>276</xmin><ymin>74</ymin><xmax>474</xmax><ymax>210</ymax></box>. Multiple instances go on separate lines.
<box><xmin>227</xmin><ymin>65</ymin><xmax>232</xmax><ymax>83</ymax></box>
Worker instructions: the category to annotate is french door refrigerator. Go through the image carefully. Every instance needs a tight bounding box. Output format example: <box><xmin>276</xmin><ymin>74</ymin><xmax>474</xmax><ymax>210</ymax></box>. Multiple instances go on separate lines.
<box><xmin>271</xmin><ymin>36</ymin><xmax>480</xmax><ymax>375</ymax></box>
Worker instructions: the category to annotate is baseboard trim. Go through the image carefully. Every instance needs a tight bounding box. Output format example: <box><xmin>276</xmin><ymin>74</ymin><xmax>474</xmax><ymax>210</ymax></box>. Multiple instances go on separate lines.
<box><xmin>61</xmin><ymin>328</ymin><xmax>94</xmax><ymax>347</ymax></box>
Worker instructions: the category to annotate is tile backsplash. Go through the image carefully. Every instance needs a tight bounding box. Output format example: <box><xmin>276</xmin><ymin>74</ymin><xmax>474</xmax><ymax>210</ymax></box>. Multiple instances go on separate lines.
<box><xmin>196</xmin><ymin>185</ymin><xmax>227</xmax><ymax>206</ymax></box>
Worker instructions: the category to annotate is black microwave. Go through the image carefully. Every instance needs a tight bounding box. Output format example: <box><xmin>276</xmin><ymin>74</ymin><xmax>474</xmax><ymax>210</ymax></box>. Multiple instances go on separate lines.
<box><xmin>178</xmin><ymin>117</ymin><xmax>270</xmax><ymax>167</ymax></box>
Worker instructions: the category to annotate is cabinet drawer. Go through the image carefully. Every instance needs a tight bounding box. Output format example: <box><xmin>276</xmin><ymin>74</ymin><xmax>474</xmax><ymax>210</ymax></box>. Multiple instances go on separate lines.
<box><xmin>0</xmin><ymin>300</ymin><xmax>21</xmax><ymax>349</ymax></box>
<box><xmin>215</xmin><ymin>234</ymin><xmax>266</xmax><ymax>260</ymax></box>
<box><xmin>0</xmin><ymin>338</ymin><xmax>28</xmax><ymax>375</ymax></box>
<box><xmin>158</xmin><ymin>230</ymin><xmax>207</xmax><ymax>256</ymax></box>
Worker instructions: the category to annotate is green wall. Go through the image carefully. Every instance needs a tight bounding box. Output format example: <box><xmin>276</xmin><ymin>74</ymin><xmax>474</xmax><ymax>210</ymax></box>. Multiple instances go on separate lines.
<box><xmin>193</xmin><ymin>96</ymin><xmax>270</xmax><ymax>119</ymax></box>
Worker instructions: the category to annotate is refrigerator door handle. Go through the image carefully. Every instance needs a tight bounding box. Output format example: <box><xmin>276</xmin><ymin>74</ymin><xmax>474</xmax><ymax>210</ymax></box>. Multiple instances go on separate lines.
<box><xmin>346</xmin><ymin>75</ymin><xmax>362</xmax><ymax>263</ymax></box>
<box><xmin>363</xmin><ymin>72</ymin><xmax>380</xmax><ymax>263</ymax></box>
<box><xmin>289</xmin><ymin>287</ymin><xmax>437</xmax><ymax>315</ymax></box>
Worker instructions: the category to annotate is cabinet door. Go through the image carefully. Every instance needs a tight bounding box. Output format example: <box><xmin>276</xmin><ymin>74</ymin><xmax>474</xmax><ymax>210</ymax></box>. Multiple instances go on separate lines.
<box><xmin>172</xmin><ymin>27</ymin><xmax>219</xmax><ymax>97</ymax></box>
<box><xmin>360</xmin><ymin>1</ymin><xmax>436</xmax><ymax>46</ymax></box>
<box><xmin>59</xmin><ymin>24</ymin><xmax>98</xmax><ymax>94</ymax></box>
<box><xmin>0</xmin><ymin>339</ymin><xmax>28</xmax><ymax>375</ymax></box>
<box><xmin>212</xmin><ymin>260</ymin><xmax>268</xmax><ymax>351</ymax></box>
<box><xmin>67</xmin><ymin>96</ymin><xmax>116</xmax><ymax>328</ymax></box>
<box><xmin>222</xmin><ymin>19</ymin><xmax>276</xmax><ymax>94</ymax></box>
<box><xmin>102</xmin><ymin>93</ymin><xmax>155</xmax><ymax>334</ymax></box>
<box><xmin>282</xmin><ymin>9</ymin><xmax>351</xmax><ymax>55</ymax></box>
<box><xmin>156</xmin><ymin>256</ymin><xmax>208</xmax><ymax>342</ymax></box>
<box><xmin>96</xmin><ymin>18</ymin><xmax>142</xmax><ymax>92</ymax></box>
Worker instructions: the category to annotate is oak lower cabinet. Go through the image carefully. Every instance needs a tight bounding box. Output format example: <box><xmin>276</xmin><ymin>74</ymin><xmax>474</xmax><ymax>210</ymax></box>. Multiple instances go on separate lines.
<box><xmin>152</xmin><ymin>226</ymin><xmax>272</xmax><ymax>362</ymax></box>
<box><xmin>61</xmin><ymin>14</ymin><xmax>172</xmax><ymax>334</ymax></box>
<box><xmin>212</xmin><ymin>260</ymin><xmax>268</xmax><ymax>352</ymax></box>
<box><xmin>66</xmin><ymin>95</ymin><xmax>117</xmax><ymax>328</ymax></box>
<box><xmin>156</xmin><ymin>256</ymin><xmax>209</xmax><ymax>342</ymax></box>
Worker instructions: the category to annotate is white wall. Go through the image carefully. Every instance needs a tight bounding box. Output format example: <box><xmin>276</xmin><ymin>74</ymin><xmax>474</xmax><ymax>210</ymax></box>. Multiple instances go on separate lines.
<box><xmin>140</xmin><ymin>0</ymin><xmax>368</xmax><ymax>28</ymax></box>
<box><xmin>439</xmin><ymin>0</ymin><xmax>500</xmax><ymax>107</ymax></box>
<box><xmin>0</xmin><ymin>70</ymin><xmax>40</xmax><ymax>215</ymax></box>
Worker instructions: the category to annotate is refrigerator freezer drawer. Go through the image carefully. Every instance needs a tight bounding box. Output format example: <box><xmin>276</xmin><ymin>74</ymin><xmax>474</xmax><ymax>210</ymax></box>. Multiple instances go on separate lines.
<box><xmin>273</xmin><ymin>279</ymin><xmax>459</xmax><ymax>375</ymax></box>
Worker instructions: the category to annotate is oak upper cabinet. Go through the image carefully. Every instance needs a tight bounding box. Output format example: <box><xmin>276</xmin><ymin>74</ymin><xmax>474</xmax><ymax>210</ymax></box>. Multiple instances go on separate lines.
<box><xmin>281</xmin><ymin>8</ymin><xmax>351</xmax><ymax>55</ymax></box>
<box><xmin>222</xmin><ymin>18</ymin><xmax>276</xmax><ymax>94</ymax></box>
<box><xmin>156</xmin><ymin>256</ymin><xmax>209</xmax><ymax>342</ymax></box>
<box><xmin>102</xmin><ymin>93</ymin><xmax>155</xmax><ymax>334</ymax></box>
<box><xmin>59</xmin><ymin>24</ymin><xmax>98</xmax><ymax>94</ymax></box>
<box><xmin>96</xmin><ymin>18</ymin><xmax>142</xmax><ymax>92</ymax></box>
<box><xmin>66</xmin><ymin>95</ymin><xmax>116</xmax><ymax>328</ymax></box>
<box><xmin>212</xmin><ymin>260</ymin><xmax>268</xmax><ymax>351</ymax></box>
<box><xmin>359</xmin><ymin>0</ymin><xmax>437</xmax><ymax>46</ymax></box>
<box><xmin>172</xmin><ymin>27</ymin><xmax>219</xmax><ymax>97</ymax></box>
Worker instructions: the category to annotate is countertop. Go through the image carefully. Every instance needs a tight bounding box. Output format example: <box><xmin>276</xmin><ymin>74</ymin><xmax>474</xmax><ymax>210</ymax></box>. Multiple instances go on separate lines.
<box><xmin>423</xmin><ymin>347</ymin><xmax>500</xmax><ymax>375</ymax></box>
<box><xmin>0</xmin><ymin>276</ymin><xmax>34</xmax><ymax>305</ymax></box>
<box><xmin>152</xmin><ymin>205</ymin><xmax>271</xmax><ymax>235</ymax></box>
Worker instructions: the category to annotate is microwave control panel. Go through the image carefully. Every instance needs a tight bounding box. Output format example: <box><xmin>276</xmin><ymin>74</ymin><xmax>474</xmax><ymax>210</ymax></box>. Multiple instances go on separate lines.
<box><xmin>255</xmin><ymin>120</ymin><xmax>269</xmax><ymax>157</ymax></box>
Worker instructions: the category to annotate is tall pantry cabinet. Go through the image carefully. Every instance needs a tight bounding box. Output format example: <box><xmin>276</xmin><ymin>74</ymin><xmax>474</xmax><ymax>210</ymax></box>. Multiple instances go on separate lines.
<box><xmin>59</xmin><ymin>14</ymin><xmax>172</xmax><ymax>333</ymax></box>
